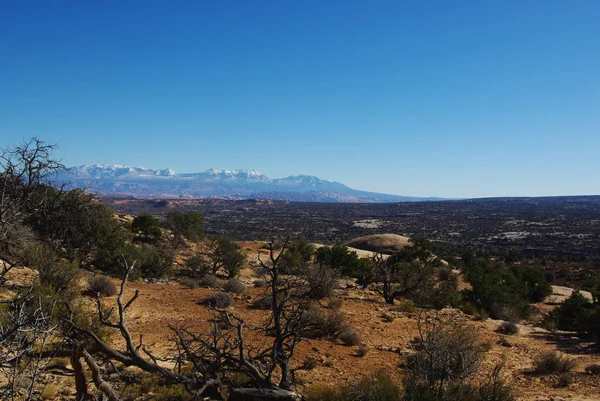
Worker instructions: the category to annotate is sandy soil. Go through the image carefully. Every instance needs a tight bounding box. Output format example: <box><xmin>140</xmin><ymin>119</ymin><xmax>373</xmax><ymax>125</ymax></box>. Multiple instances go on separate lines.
<box><xmin>88</xmin><ymin>278</ymin><xmax>600</xmax><ymax>401</ymax></box>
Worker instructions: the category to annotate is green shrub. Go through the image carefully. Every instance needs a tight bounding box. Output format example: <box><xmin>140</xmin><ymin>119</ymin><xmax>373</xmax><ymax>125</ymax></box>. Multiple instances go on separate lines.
<box><xmin>459</xmin><ymin>302</ymin><xmax>479</xmax><ymax>316</ymax></box>
<box><xmin>304</xmin><ymin>383</ymin><xmax>349</xmax><ymax>401</ymax></box>
<box><xmin>21</xmin><ymin>242</ymin><xmax>80</xmax><ymax>291</ymax></box>
<box><xmin>533</xmin><ymin>351</ymin><xmax>576</xmax><ymax>374</ymax></box>
<box><xmin>185</xmin><ymin>254</ymin><xmax>211</xmax><ymax>277</ymax></box>
<box><xmin>202</xmin><ymin>292</ymin><xmax>234</xmax><ymax>308</ymax></box>
<box><xmin>352</xmin><ymin>369</ymin><xmax>402</xmax><ymax>401</ymax></box>
<box><xmin>166</xmin><ymin>211</ymin><xmax>204</xmax><ymax>243</ymax></box>
<box><xmin>153</xmin><ymin>384</ymin><xmax>193</xmax><ymax>401</ymax></box>
<box><xmin>463</xmin><ymin>258</ymin><xmax>550</xmax><ymax>320</ymax></box>
<box><xmin>137</xmin><ymin>244</ymin><xmax>174</xmax><ymax>279</ymax></box>
<box><xmin>131</xmin><ymin>213</ymin><xmax>161</xmax><ymax>241</ymax></box>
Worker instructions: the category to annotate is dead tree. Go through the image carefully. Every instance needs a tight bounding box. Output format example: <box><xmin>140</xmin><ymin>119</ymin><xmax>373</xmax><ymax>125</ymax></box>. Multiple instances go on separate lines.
<box><xmin>65</xmin><ymin>239</ymin><xmax>305</xmax><ymax>399</ymax></box>
<box><xmin>65</xmin><ymin>259</ymin><xmax>197</xmax><ymax>397</ymax></box>
<box><xmin>0</xmin><ymin>286</ymin><xmax>65</xmax><ymax>401</ymax></box>
<box><xmin>0</xmin><ymin>138</ymin><xmax>65</xmax><ymax>283</ymax></box>
<box><xmin>407</xmin><ymin>310</ymin><xmax>485</xmax><ymax>394</ymax></box>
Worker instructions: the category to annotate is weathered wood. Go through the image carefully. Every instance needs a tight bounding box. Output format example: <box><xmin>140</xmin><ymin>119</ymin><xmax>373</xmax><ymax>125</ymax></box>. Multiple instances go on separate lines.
<box><xmin>227</xmin><ymin>388</ymin><xmax>301</xmax><ymax>401</ymax></box>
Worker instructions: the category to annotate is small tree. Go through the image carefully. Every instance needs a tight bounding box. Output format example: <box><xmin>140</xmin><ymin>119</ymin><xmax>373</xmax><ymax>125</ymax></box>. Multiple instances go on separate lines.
<box><xmin>315</xmin><ymin>244</ymin><xmax>367</xmax><ymax>279</ymax></box>
<box><xmin>279</xmin><ymin>238</ymin><xmax>314</xmax><ymax>274</ymax></box>
<box><xmin>131</xmin><ymin>213</ymin><xmax>161</xmax><ymax>242</ymax></box>
<box><xmin>373</xmin><ymin>238</ymin><xmax>438</xmax><ymax>305</ymax></box>
<box><xmin>200</xmin><ymin>236</ymin><xmax>246</xmax><ymax>278</ymax></box>
<box><xmin>166</xmin><ymin>211</ymin><xmax>204</xmax><ymax>243</ymax></box>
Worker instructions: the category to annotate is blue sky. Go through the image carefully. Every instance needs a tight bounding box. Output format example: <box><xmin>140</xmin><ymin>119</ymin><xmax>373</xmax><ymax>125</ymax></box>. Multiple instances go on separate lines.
<box><xmin>1</xmin><ymin>1</ymin><xmax>598</xmax><ymax>198</ymax></box>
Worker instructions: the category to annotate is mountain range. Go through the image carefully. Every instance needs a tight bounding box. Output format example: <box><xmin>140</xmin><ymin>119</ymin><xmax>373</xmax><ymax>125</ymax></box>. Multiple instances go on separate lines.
<box><xmin>55</xmin><ymin>164</ymin><xmax>441</xmax><ymax>203</ymax></box>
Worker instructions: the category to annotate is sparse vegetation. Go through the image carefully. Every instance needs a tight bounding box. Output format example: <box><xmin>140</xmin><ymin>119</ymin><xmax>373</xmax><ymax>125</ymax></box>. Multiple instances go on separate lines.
<box><xmin>533</xmin><ymin>351</ymin><xmax>577</xmax><ymax>374</ymax></box>
<box><xmin>304</xmin><ymin>266</ymin><xmax>337</xmax><ymax>299</ymax></box>
<box><xmin>557</xmin><ymin>372</ymin><xmax>573</xmax><ymax>387</ymax></box>
<box><xmin>224</xmin><ymin>278</ymin><xmax>246</xmax><ymax>294</ymax></box>
<box><xmin>497</xmin><ymin>321</ymin><xmax>519</xmax><ymax>335</ymax></box>
<box><xmin>390</xmin><ymin>300</ymin><xmax>416</xmax><ymax>314</ymax></box>
<box><xmin>339</xmin><ymin>329</ymin><xmax>361</xmax><ymax>346</ymax></box>
<box><xmin>304</xmin><ymin>369</ymin><xmax>402</xmax><ymax>401</ymax></box>
<box><xmin>304</xmin><ymin>306</ymin><xmax>350</xmax><ymax>339</ymax></box>
<box><xmin>87</xmin><ymin>276</ymin><xmax>117</xmax><ymax>297</ymax></box>
<box><xmin>356</xmin><ymin>343</ymin><xmax>369</xmax><ymax>357</ymax></box>
<box><xmin>202</xmin><ymin>292</ymin><xmax>234</xmax><ymax>308</ymax></box>
<box><xmin>0</xmin><ymin>137</ymin><xmax>596</xmax><ymax>401</ymax></box>
<box><xmin>199</xmin><ymin>274</ymin><xmax>226</xmax><ymax>289</ymax></box>
<box><xmin>585</xmin><ymin>364</ymin><xmax>600</xmax><ymax>375</ymax></box>
<box><xmin>179</xmin><ymin>277</ymin><xmax>200</xmax><ymax>288</ymax></box>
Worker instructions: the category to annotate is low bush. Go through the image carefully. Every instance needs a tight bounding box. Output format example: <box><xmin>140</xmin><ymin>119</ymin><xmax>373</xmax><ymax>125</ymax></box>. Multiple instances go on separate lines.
<box><xmin>40</xmin><ymin>384</ymin><xmax>58</xmax><ymax>400</ymax></box>
<box><xmin>534</xmin><ymin>351</ymin><xmax>577</xmax><ymax>374</ymax></box>
<box><xmin>153</xmin><ymin>384</ymin><xmax>193</xmax><ymax>401</ymax></box>
<box><xmin>459</xmin><ymin>302</ymin><xmax>479</xmax><ymax>316</ymax></box>
<box><xmin>304</xmin><ymin>370</ymin><xmax>402</xmax><ymax>401</ymax></box>
<box><xmin>352</xmin><ymin>369</ymin><xmax>402</xmax><ymax>401</ymax></box>
<box><xmin>201</xmin><ymin>292</ymin><xmax>234</xmax><ymax>308</ymax></box>
<box><xmin>304</xmin><ymin>383</ymin><xmax>347</xmax><ymax>401</ymax></box>
<box><xmin>382</xmin><ymin>312</ymin><xmax>395</xmax><ymax>322</ymax></box>
<box><xmin>356</xmin><ymin>344</ymin><xmax>369</xmax><ymax>357</ymax></box>
<box><xmin>557</xmin><ymin>372</ymin><xmax>573</xmax><ymax>387</ymax></box>
<box><xmin>303</xmin><ymin>357</ymin><xmax>318</xmax><ymax>370</ymax></box>
<box><xmin>251</xmin><ymin>295</ymin><xmax>273</xmax><ymax>310</ymax></box>
<box><xmin>585</xmin><ymin>364</ymin><xmax>600</xmax><ymax>375</ymax></box>
<box><xmin>327</xmin><ymin>297</ymin><xmax>343</xmax><ymax>310</ymax></box>
<box><xmin>305</xmin><ymin>266</ymin><xmax>337</xmax><ymax>300</ymax></box>
<box><xmin>87</xmin><ymin>276</ymin><xmax>117</xmax><ymax>297</ymax></box>
<box><xmin>179</xmin><ymin>277</ymin><xmax>200</xmax><ymax>288</ymax></box>
<box><xmin>389</xmin><ymin>300</ymin><xmax>416</xmax><ymax>314</ymax></box>
<box><xmin>199</xmin><ymin>274</ymin><xmax>225</xmax><ymax>289</ymax></box>
<box><xmin>339</xmin><ymin>329</ymin><xmax>361</xmax><ymax>346</ymax></box>
<box><xmin>224</xmin><ymin>278</ymin><xmax>246</xmax><ymax>295</ymax></box>
<box><xmin>304</xmin><ymin>307</ymin><xmax>349</xmax><ymax>339</ymax></box>
<box><xmin>253</xmin><ymin>279</ymin><xmax>266</xmax><ymax>288</ymax></box>
<box><xmin>497</xmin><ymin>321</ymin><xmax>519</xmax><ymax>335</ymax></box>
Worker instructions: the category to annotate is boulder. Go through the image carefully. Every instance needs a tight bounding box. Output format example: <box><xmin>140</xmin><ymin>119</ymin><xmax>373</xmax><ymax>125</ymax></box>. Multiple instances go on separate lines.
<box><xmin>345</xmin><ymin>234</ymin><xmax>411</xmax><ymax>254</ymax></box>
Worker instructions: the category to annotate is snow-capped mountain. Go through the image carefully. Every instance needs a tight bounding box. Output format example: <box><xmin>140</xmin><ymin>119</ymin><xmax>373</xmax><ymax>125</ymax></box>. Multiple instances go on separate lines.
<box><xmin>68</xmin><ymin>164</ymin><xmax>178</xmax><ymax>179</ymax></box>
<box><xmin>56</xmin><ymin>164</ymin><xmax>440</xmax><ymax>203</ymax></box>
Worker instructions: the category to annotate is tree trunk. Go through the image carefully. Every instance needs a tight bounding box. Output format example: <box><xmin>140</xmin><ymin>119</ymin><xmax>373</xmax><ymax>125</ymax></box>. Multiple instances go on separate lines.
<box><xmin>228</xmin><ymin>388</ymin><xmax>300</xmax><ymax>401</ymax></box>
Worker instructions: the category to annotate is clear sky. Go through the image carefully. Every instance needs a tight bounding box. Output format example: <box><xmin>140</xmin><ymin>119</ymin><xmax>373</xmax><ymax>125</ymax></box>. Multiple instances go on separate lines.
<box><xmin>1</xmin><ymin>1</ymin><xmax>598</xmax><ymax>198</ymax></box>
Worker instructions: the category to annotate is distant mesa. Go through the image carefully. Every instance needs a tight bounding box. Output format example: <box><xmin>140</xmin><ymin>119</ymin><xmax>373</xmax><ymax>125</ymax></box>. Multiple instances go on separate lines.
<box><xmin>56</xmin><ymin>164</ymin><xmax>443</xmax><ymax>203</ymax></box>
<box><xmin>345</xmin><ymin>234</ymin><xmax>411</xmax><ymax>254</ymax></box>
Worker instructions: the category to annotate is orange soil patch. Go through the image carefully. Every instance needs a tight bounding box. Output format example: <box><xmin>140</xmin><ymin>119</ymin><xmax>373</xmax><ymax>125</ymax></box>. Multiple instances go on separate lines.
<box><xmin>95</xmin><ymin>279</ymin><xmax>600</xmax><ymax>400</ymax></box>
